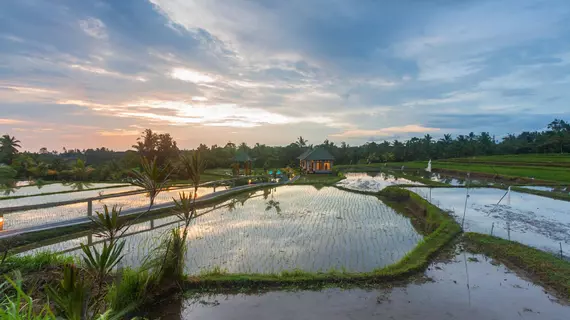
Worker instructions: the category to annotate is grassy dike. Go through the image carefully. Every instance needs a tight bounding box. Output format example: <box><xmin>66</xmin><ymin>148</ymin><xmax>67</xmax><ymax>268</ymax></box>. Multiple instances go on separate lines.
<box><xmin>464</xmin><ymin>232</ymin><xmax>570</xmax><ymax>299</ymax></box>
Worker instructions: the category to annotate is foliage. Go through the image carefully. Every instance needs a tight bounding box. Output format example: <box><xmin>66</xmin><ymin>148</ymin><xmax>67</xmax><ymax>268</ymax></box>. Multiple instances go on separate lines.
<box><xmin>106</xmin><ymin>268</ymin><xmax>151</xmax><ymax>314</ymax></box>
<box><xmin>0</xmin><ymin>275</ymin><xmax>56</xmax><ymax>319</ymax></box>
<box><xmin>0</xmin><ymin>251</ymin><xmax>74</xmax><ymax>275</ymax></box>
<box><xmin>378</xmin><ymin>187</ymin><xmax>411</xmax><ymax>201</ymax></box>
<box><xmin>130</xmin><ymin>157</ymin><xmax>171</xmax><ymax>208</ymax></box>
<box><xmin>71</xmin><ymin>159</ymin><xmax>94</xmax><ymax>181</ymax></box>
<box><xmin>80</xmin><ymin>241</ymin><xmax>126</xmax><ymax>279</ymax></box>
<box><xmin>90</xmin><ymin>205</ymin><xmax>128</xmax><ymax>244</ymax></box>
<box><xmin>46</xmin><ymin>264</ymin><xmax>89</xmax><ymax>320</ymax></box>
<box><xmin>0</xmin><ymin>135</ymin><xmax>21</xmax><ymax>165</ymax></box>
<box><xmin>180</xmin><ymin>150</ymin><xmax>207</xmax><ymax>193</ymax></box>
<box><xmin>132</xmin><ymin>129</ymin><xmax>179</xmax><ymax>167</ymax></box>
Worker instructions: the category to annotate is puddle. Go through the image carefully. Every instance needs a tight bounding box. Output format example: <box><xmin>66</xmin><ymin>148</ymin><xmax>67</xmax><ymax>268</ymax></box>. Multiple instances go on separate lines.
<box><xmin>0</xmin><ymin>182</ymin><xmax>130</xmax><ymax>198</ymax></box>
<box><xmin>19</xmin><ymin>186</ymin><xmax>422</xmax><ymax>274</ymax></box>
<box><xmin>144</xmin><ymin>250</ymin><xmax>569</xmax><ymax>320</ymax></box>
<box><xmin>336</xmin><ymin>172</ymin><xmax>423</xmax><ymax>192</ymax></box>
<box><xmin>409</xmin><ymin>187</ymin><xmax>570</xmax><ymax>256</ymax></box>
<box><xmin>0</xmin><ymin>187</ymin><xmax>215</xmax><ymax>231</ymax></box>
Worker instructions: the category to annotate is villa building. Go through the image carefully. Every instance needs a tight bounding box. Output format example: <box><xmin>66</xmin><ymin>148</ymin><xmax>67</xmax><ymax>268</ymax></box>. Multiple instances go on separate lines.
<box><xmin>297</xmin><ymin>147</ymin><xmax>335</xmax><ymax>173</ymax></box>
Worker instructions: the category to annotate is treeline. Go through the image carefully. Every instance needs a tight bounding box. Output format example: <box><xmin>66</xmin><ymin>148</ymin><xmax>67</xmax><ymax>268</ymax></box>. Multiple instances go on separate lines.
<box><xmin>1</xmin><ymin>119</ymin><xmax>569</xmax><ymax>182</ymax></box>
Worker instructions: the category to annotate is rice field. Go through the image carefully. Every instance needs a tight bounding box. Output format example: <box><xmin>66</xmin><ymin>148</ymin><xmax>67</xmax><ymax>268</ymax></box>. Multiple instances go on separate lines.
<box><xmin>0</xmin><ymin>185</ymin><xmax>142</xmax><ymax>208</ymax></box>
<box><xmin>336</xmin><ymin>172</ymin><xmax>423</xmax><ymax>192</ymax></box>
<box><xmin>408</xmin><ymin>187</ymin><xmax>570</xmax><ymax>257</ymax></box>
<box><xmin>0</xmin><ymin>186</ymin><xmax>216</xmax><ymax>231</ymax></box>
<box><xmin>0</xmin><ymin>182</ymin><xmax>129</xmax><ymax>198</ymax></box>
<box><xmin>20</xmin><ymin>186</ymin><xmax>423</xmax><ymax>274</ymax></box>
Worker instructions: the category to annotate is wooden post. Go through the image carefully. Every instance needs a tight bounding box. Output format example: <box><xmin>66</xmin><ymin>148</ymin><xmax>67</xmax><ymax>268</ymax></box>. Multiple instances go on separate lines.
<box><xmin>87</xmin><ymin>200</ymin><xmax>93</xmax><ymax>217</ymax></box>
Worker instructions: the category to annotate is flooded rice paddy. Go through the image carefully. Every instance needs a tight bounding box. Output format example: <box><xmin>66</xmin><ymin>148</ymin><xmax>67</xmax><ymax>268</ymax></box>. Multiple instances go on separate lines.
<box><xmin>20</xmin><ymin>186</ymin><xmax>422</xmax><ymax>274</ymax></box>
<box><xmin>409</xmin><ymin>187</ymin><xmax>570</xmax><ymax>256</ymax></box>
<box><xmin>520</xmin><ymin>185</ymin><xmax>570</xmax><ymax>194</ymax></box>
<box><xmin>0</xmin><ymin>186</ymin><xmax>215</xmax><ymax>231</ymax></box>
<box><xmin>0</xmin><ymin>185</ymin><xmax>141</xmax><ymax>208</ymax></box>
<box><xmin>144</xmin><ymin>248</ymin><xmax>570</xmax><ymax>320</ymax></box>
<box><xmin>0</xmin><ymin>182</ymin><xmax>129</xmax><ymax>198</ymax></box>
<box><xmin>336</xmin><ymin>172</ymin><xmax>423</xmax><ymax>192</ymax></box>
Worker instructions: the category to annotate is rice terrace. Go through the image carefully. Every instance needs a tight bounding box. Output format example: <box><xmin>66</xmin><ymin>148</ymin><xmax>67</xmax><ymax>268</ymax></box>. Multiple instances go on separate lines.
<box><xmin>0</xmin><ymin>121</ymin><xmax>569</xmax><ymax>319</ymax></box>
<box><xmin>2</xmin><ymin>1</ymin><xmax>570</xmax><ymax>319</ymax></box>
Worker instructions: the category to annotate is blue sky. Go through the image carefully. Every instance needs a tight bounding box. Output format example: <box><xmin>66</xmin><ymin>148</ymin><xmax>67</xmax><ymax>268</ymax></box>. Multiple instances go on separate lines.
<box><xmin>1</xmin><ymin>0</ymin><xmax>569</xmax><ymax>151</ymax></box>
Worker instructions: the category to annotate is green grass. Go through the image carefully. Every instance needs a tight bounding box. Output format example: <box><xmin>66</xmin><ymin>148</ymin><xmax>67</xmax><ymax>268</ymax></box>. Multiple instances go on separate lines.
<box><xmin>361</xmin><ymin>160</ymin><xmax>570</xmax><ymax>184</ymax></box>
<box><xmin>106</xmin><ymin>268</ymin><xmax>153</xmax><ymax>312</ymax></box>
<box><xmin>464</xmin><ymin>232</ymin><xmax>570</xmax><ymax>299</ymax></box>
<box><xmin>292</xmin><ymin>173</ymin><xmax>345</xmax><ymax>186</ymax></box>
<box><xmin>0</xmin><ymin>251</ymin><xmax>75</xmax><ymax>274</ymax></box>
<box><xmin>445</xmin><ymin>154</ymin><xmax>570</xmax><ymax>166</ymax></box>
<box><xmin>510</xmin><ymin>186</ymin><xmax>570</xmax><ymax>202</ymax></box>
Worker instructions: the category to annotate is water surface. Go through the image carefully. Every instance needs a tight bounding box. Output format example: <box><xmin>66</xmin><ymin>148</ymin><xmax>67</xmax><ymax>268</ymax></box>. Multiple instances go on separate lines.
<box><xmin>144</xmin><ymin>250</ymin><xmax>569</xmax><ymax>320</ymax></box>
<box><xmin>336</xmin><ymin>172</ymin><xmax>423</xmax><ymax>192</ymax></box>
<box><xmin>409</xmin><ymin>187</ymin><xmax>570</xmax><ymax>256</ymax></box>
<box><xmin>20</xmin><ymin>186</ymin><xmax>422</xmax><ymax>274</ymax></box>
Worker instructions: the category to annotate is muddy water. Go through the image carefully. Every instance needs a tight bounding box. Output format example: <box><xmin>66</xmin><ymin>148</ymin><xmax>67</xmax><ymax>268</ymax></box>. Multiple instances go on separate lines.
<box><xmin>336</xmin><ymin>172</ymin><xmax>423</xmax><ymax>192</ymax></box>
<box><xmin>410</xmin><ymin>187</ymin><xmax>570</xmax><ymax>257</ymax></box>
<box><xmin>146</xmin><ymin>250</ymin><xmax>569</xmax><ymax>320</ymax></box>
<box><xmin>19</xmin><ymin>186</ymin><xmax>422</xmax><ymax>274</ymax></box>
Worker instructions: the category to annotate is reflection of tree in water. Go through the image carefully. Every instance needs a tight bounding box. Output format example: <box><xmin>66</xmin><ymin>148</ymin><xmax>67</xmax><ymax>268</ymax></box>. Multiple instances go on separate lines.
<box><xmin>265</xmin><ymin>199</ymin><xmax>281</xmax><ymax>214</ymax></box>
<box><xmin>1</xmin><ymin>184</ymin><xmax>18</xmax><ymax>196</ymax></box>
<box><xmin>62</xmin><ymin>181</ymin><xmax>94</xmax><ymax>191</ymax></box>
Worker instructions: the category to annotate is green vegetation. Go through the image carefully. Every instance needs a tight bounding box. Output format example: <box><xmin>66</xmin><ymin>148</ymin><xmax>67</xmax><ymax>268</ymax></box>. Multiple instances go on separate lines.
<box><xmin>3</xmin><ymin>118</ymin><xmax>570</xmax><ymax>186</ymax></box>
<box><xmin>510</xmin><ymin>186</ymin><xmax>570</xmax><ymax>202</ymax></box>
<box><xmin>293</xmin><ymin>173</ymin><xmax>345</xmax><ymax>185</ymax></box>
<box><xmin>464</xmin><ymin>232</ymin><xmax>570</xmax><ymax>299</ymax></box>
<box><xmin>1</xmin><ymin>251</ymin><xmax>74</xmax><ymax>275</ymax></box>
<box><xmin>342</xmin><ymin>158</ymin><xmax>570</xmax><ymax>184</ymax></box>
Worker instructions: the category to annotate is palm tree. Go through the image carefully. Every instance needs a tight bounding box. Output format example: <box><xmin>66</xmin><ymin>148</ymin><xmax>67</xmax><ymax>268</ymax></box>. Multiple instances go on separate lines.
<box><xmin>0</xmin><ymin>135</ymin><xmax>21</xmax><ymax>165</ymax></box>
<box><xmin>296</xmin><ymin>136</ymin><xmax>308</xmax><ymax>148</ymax></box>
<box><xmin>71</xmin><ymin>159</ymin><xmax>94</xmax><ymax>181</ymax></box>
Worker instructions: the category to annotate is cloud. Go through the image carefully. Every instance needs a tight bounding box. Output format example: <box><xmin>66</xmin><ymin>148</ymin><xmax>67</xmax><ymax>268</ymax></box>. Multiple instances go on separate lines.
<box><xmin>0</xmin><ymin>118</ymin><xmax>29</xmax><ymax>125</ymax></box>
<box><xmin>331</xmin><ymin>125</ymin><xmax>441</xmax><ymax>138</ymax></box>
<box><xmin>170</xmin><ymin>68</ymin><xmax>216</xmax><ymax>83</ymax></box>
<box><xmin>79</xmin><ymin>18</ymin><xmax>107</xmax><ymax>39</ymax></box>
<box><xmin>98</xmin><ymin>129</ymin><xmax>141</xmax><ymax>136</ymax></box>
<box><xmin>2</xmin><ymin>0</ymin><xmax>570</xmax><ymax>150</ymax></box>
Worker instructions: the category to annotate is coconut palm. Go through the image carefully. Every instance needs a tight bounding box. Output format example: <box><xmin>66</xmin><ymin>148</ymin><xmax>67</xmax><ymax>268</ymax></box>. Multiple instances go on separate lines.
<box><xmin>0</xmin><ymin>135</ymin><xmax>21</xmax><ymax>165</ymax></box>
<box><xmin>71</xmin><ymin>159</ymin><xmax>94</xmax><ymax>181</ymax></box>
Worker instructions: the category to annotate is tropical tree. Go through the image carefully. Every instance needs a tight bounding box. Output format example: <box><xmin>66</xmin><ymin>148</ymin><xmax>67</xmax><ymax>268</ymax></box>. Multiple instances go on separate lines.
<box><xmin>0</xmin><ymin>135</ymin><xmax>21</xmax><ymax>165</ymax></box>
<box><xmin>71</xmin><ymin>159</ymin><xmax>94</xmax><ymax>181</ymax></box>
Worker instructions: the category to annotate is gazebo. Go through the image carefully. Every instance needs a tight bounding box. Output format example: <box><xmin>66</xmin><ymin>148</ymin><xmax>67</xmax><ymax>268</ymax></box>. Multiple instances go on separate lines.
<box><xmin>297</xmin><ymin>147</ymin><xmax>334</xmax><ymax>173</ymax></box>
<box><xmin>232</xmin><ymin>151</ymin><xmax>253</xmax><ymax>175</ymax></box>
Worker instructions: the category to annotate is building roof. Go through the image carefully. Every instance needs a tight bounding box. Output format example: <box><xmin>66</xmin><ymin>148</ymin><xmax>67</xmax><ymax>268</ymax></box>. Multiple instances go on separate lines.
<box><xmin>233</xmin><ymin>150</ymin><xmax>252</xmax><ymax>162</ymax></box>
<box><xmin>297</xmin><ymin>147</ymin><xmax>335</xmax><ymax>161</ymax></box>
<box><xmin>296</xmin><ymin>148</ymin><xmax>313</xmax><ymax>160</ymax></box>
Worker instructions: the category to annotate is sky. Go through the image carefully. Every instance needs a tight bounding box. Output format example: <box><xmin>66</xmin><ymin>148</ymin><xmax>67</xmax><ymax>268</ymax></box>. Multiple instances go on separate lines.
<box><xmin>1</xmin><ymin>0</ymin><xmax>570</xmax><ymax>152</ymax></box>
